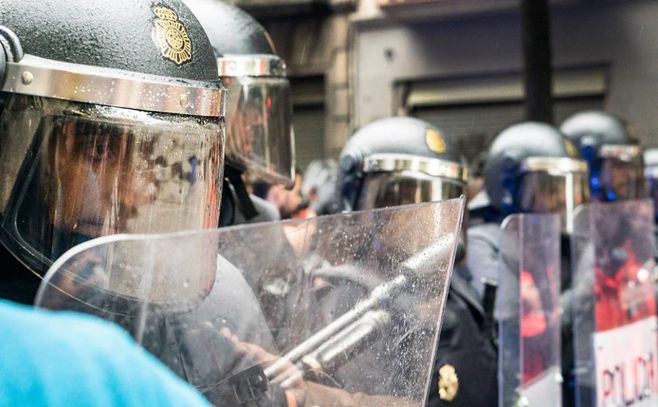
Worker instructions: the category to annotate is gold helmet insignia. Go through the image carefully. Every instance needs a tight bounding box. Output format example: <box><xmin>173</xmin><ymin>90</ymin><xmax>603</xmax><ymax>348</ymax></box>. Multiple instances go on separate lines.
<box><xmin>565</xmin><ymin>139</ymin><xmax>579</xmax><ymax>158</ymax></box>
<box><xmin>151</xmin><ymin>5</ymin><xmax>193</xmax><ymax>66</ymax></box>
<box><xmin>426</xmin><ymin>128</ymin><xmax>447</xmax><ymax>154</ymax></box>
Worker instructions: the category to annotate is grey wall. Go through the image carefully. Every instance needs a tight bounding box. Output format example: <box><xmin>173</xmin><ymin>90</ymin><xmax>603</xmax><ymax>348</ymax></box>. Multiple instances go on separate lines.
<box><xmin>263</xmin><ymin>13</ymin><xmax>352</xmax><ymax>159</ymax></box>
<box><xmin>353</xmin><ymin>0</ymin><xmax>658</xmax><ymax>146</ymax></box>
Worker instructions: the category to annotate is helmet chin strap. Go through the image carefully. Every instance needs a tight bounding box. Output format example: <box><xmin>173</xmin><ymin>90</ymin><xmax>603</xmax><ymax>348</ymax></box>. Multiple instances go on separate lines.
<box><xmin>224</xmin><ymin>166</ymin><xmax>259</xmax><ymax>221</ymax></box>
<box><xmin>218</xmin><ymin>180</ymin><xmax>236</xmax><ymax>228</ymax></box>
<box><xmin>454</xmin><ymin>241</ymin><xmax>465</xmax><ymax>264</ymax></box>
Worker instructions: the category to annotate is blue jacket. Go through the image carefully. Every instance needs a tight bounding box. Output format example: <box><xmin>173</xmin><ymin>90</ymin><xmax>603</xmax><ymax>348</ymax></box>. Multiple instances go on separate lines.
<box><xmin>0</xmin><ymin>300</ymin><xmax>211</xmax><ymax>407</ymax></box>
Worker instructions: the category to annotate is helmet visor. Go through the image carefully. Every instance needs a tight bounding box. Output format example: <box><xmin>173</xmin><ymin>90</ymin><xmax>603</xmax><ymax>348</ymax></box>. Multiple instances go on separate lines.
<box><xmin>519</xmin><ymin>158</ymin><xmax>589</xmax><ymax>233</ymax></box>
<box><xmin>599</xmin><ymin>156</ymin><xmax>645</xmax><ymax>201</ymax></box>
<box><xmin>223</xmin><ymin>75</ymin><xmax>294</xmax><ymax>186</ymax></box>
<box><xmin>0</xmin><ymin>94</ymin><xmax>224</xmax><ymax>274</ymax></box>
<box><xmin>356</xmin><ymin>171</ymin><xmax>466</xmax><ymax>210</ymax></box>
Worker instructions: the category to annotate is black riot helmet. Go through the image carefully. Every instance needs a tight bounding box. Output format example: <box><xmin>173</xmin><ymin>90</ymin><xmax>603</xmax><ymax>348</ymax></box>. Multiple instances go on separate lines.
<box><xmin>560</xmin><ymin>111</ymin><xmax>644</xmax><ymax>202</ymax></box>
<box><xmin>338</xmin><ymin>117</ymin><xmax>468</xmax><ymax>211</ymax></box>
<box><xmin>0</xmin><ymin>0</ymin><xmax>226</xmax><ymax>276</ymax></box>
<box><xmin>185</xmin><ymin>0</ymin><xmax>294</xmax><ymax>188</ymax></box>
<box><xmin>485</xmin><ymin>122</ymin><xmax>589</xmax><ymax>233</ymax></box>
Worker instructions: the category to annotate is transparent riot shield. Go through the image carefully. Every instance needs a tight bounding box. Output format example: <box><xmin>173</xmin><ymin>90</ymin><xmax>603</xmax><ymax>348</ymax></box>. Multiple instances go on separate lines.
<box><xmin>571</xmin><ymin>200</ymin><xmax>658</xmax><ymax>407</ymax></box>
<box><xmin>36</xmin><ymin>198</ymin><xmax>465</xmax><ymax>406</ymax></box>
<box><xmin>498</xmin><ymin>214</ymin><xmax>562</xmax><ymax>407</ymax></box>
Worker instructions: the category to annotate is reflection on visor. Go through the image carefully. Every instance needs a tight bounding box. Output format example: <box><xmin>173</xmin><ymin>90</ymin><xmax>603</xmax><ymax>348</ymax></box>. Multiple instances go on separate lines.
<box><xmin>223</xmin><ymin>76</ymin><xmax>294</xmax><ymax>185</ymax></box>
<box><xmin>600</xmin><ymin>157</ymin><xmax>645</xmax><ymax>201</ymax></box>
<box><xmin>0</xmin><ymin>95</ymin><xmax>224</xmax><ymax>274</ymax></box>
<box><xmin>519</xmin><ymin>170</ymin><xmax>589</xmax><ymax>233</ymax></box>
<box><xmin>357</xmin><ymin>172</ymin><xmax>466</xmax><ymax>210</ymax></box>
<box><xmin>599</xmin><ymin>144</ymin><xmax>642</xmax><ymax>161</ymax></box>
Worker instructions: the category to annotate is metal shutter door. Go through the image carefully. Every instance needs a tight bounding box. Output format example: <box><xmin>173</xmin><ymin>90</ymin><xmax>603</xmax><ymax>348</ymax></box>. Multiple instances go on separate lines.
<box><xmin>413</xmin><ymin>96</ymin><xmax>603</xmax><ymax>162</ymax></box>
<box><xmin>293</xmin><ymin>105</ymin><xmax>326</xmax><ymax>171</ymax></box>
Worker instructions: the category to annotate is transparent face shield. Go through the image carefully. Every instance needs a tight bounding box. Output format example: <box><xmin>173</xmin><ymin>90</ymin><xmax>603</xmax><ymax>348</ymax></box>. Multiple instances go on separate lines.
<box><xmin>597</xmin><ymin>145</ymin><xmax>645</xmax><ymax>201</ymax></box>
<box><xmin>0</xmin><ymin>94</ymin><xmax>224</xmax><ymax>275</ymax></box>
<box><xmin>355</xmin><ymin>154</ymin><xmax>468</xmax><ymax>210</ymax></box>
<box><xmin>220</xmin><ymin>56</ymin><xmax>295</xmax><ymax>187</ymax></box>
<box><xmin>357</xmin><ymin>172</ymin><xmax>466</xmax><ymax>210</ymax></box>
<box><xmin>518</xmin><ymin>157</ymin><xmax>590</xmax><ymax>234</ymax></box>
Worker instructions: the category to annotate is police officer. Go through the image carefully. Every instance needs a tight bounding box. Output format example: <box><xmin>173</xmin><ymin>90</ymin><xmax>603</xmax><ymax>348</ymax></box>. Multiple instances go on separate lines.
<box><xmin>184</xmin><ymin>7</ymin><xmax>457</xmax><ymax>404</ymax></box>
<box><xmin>183</xmin><ymin>1</ymin><xmax>306</xmax><ymax>344</ymax></box>
<box><xmin>0</xmin><ymin>0</ymin><xmax>226</xmax><ymax>304</ymax></box>
<box><xmin>184</xmin><ymin>0</ymin><xmax>295</xmax><ymax>227</ymax></box>
<box><xmin>0</xmin><ymin>2</ymin><xmax>292</xmax><ymax>403</ymax></box>
<box><xmin>560</xmin><ymin>111</ymin><xmax>645</xmax><ymax>202</ymax></box>
<box><xmin>467</xmin><ymin>122</ymin><xmax>588</xmax><ymax>296</ymax></box>
<box><xmin>560</xmin><ymin>111</ymin><xmax>652</xmax><ymax>332</ymax></box>
<box><xmin>466</xmin><ymin>122</ymin><xmax>590</xmax><ymax>407</ymax></box>
<box><xmin>337</xmin><ymin>116</ymin><xmax>498</xmax><ymax>407</ymax></box>
<box><xmin>561</xmin><ymin>113</ymin><xmax>657</xmax><ymax>406</ymax></box>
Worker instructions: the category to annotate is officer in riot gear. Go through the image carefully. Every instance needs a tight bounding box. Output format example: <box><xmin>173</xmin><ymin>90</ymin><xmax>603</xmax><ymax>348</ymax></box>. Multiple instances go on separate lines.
<box><xmin>467</xmin><ymin>122</ymin><xmax>588</xmax><ymax>294</ymax></box>
<box><xmin>0</xmin><ymin>0</ymin><xmax>226</xmax><ymax>304</ymax></box>
<box><xmin>38</xmin><ymin>189</ymin><xmax>462</xmax><ymax>407</ymax></box>
<box><xmin>177</xmin><ymin>6</ymin><xmax>301</xmax><ymax>402</ymax></box>
<box><xmin>187</xmin><ymin>7</ymin><xmax>458</xmax><ymax>403</ymax></box>
<box><xmin>0</xmin><ymin>2</ymin><xmax>291</xmax><ymax>403</ymax></box>
<box><xmin>186</xmin><ymin>0</ymin><xmax>305</xmax><ymax>356</ymax></box>
<box><xmin>560</xmin><ymin>111</ymin><xmax>644</xmax><ymax>202</ymax></box>
<box><xmin>184</xmin><ymin>0</ymin><xmax>295</xmax><ymax>227</ymax></box>
<box><xmin>467</xmin><ymin>121</ymin><xmax>590</xmax><ymax>407</ymax></box>
<box><xmin>560</xmin><ymin>114</ymin><xmax>655</xmax><ymax>375</ymax></box>
<box><xmin>337</xmin><ymin>116</ymin><xmax>497</xmax><ymax>407</ymax></box>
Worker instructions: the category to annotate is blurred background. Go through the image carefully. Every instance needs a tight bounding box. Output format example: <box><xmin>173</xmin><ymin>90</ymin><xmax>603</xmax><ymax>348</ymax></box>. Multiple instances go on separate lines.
<box><xmin>226</xmin><ymin>0</ymin><xmax>658</xmax><ymax>169</ymax></box>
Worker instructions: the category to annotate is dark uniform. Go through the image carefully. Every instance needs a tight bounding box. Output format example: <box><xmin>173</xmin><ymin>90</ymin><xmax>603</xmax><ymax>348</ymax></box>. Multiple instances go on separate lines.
<box><xmin>337</xmin><ymin>116</ymin><xmax>498</xmax><ymax>406</ymax></box>
<box><xmin>428</xmin><ymin>265</ymin><xmax>497</xmax><ymax>407</ymax></box>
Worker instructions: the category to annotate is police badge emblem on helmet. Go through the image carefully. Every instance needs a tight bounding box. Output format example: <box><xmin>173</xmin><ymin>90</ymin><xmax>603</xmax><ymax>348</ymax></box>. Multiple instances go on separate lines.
<box><xmin>438</xmin><ymin>363</ymin><xmax>459</xmax><ymax>402</ymax></box>
<box><xmin>426</xmin><ymin>128</ymin><xmax>447</xmax><ymax>154</ymax></box>
<box><xmin>151</xmin><ymin>4</ymin><xmax>193</xmax><ymax>65</ymax></box>
<box><xmin>565</xmin><ymin>139</ymin><xmax>579</xmax><ymax>158</ymax></box>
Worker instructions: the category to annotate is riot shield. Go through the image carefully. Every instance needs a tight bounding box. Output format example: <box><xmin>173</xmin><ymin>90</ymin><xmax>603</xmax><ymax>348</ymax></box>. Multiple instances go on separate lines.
<box><xmin>571</xmin><ymin>200</ymin><xmax>658</xmax><ymax>407</ymax></box>
<box><xmin>498</xmin><ymin>213</ymin><xmax>562</xmax><ymax>407</ymax></box>
<box><xmin>36</xmin><ymin>198</ymin><xmax>465</xmax><ymax>406</ymax></box>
